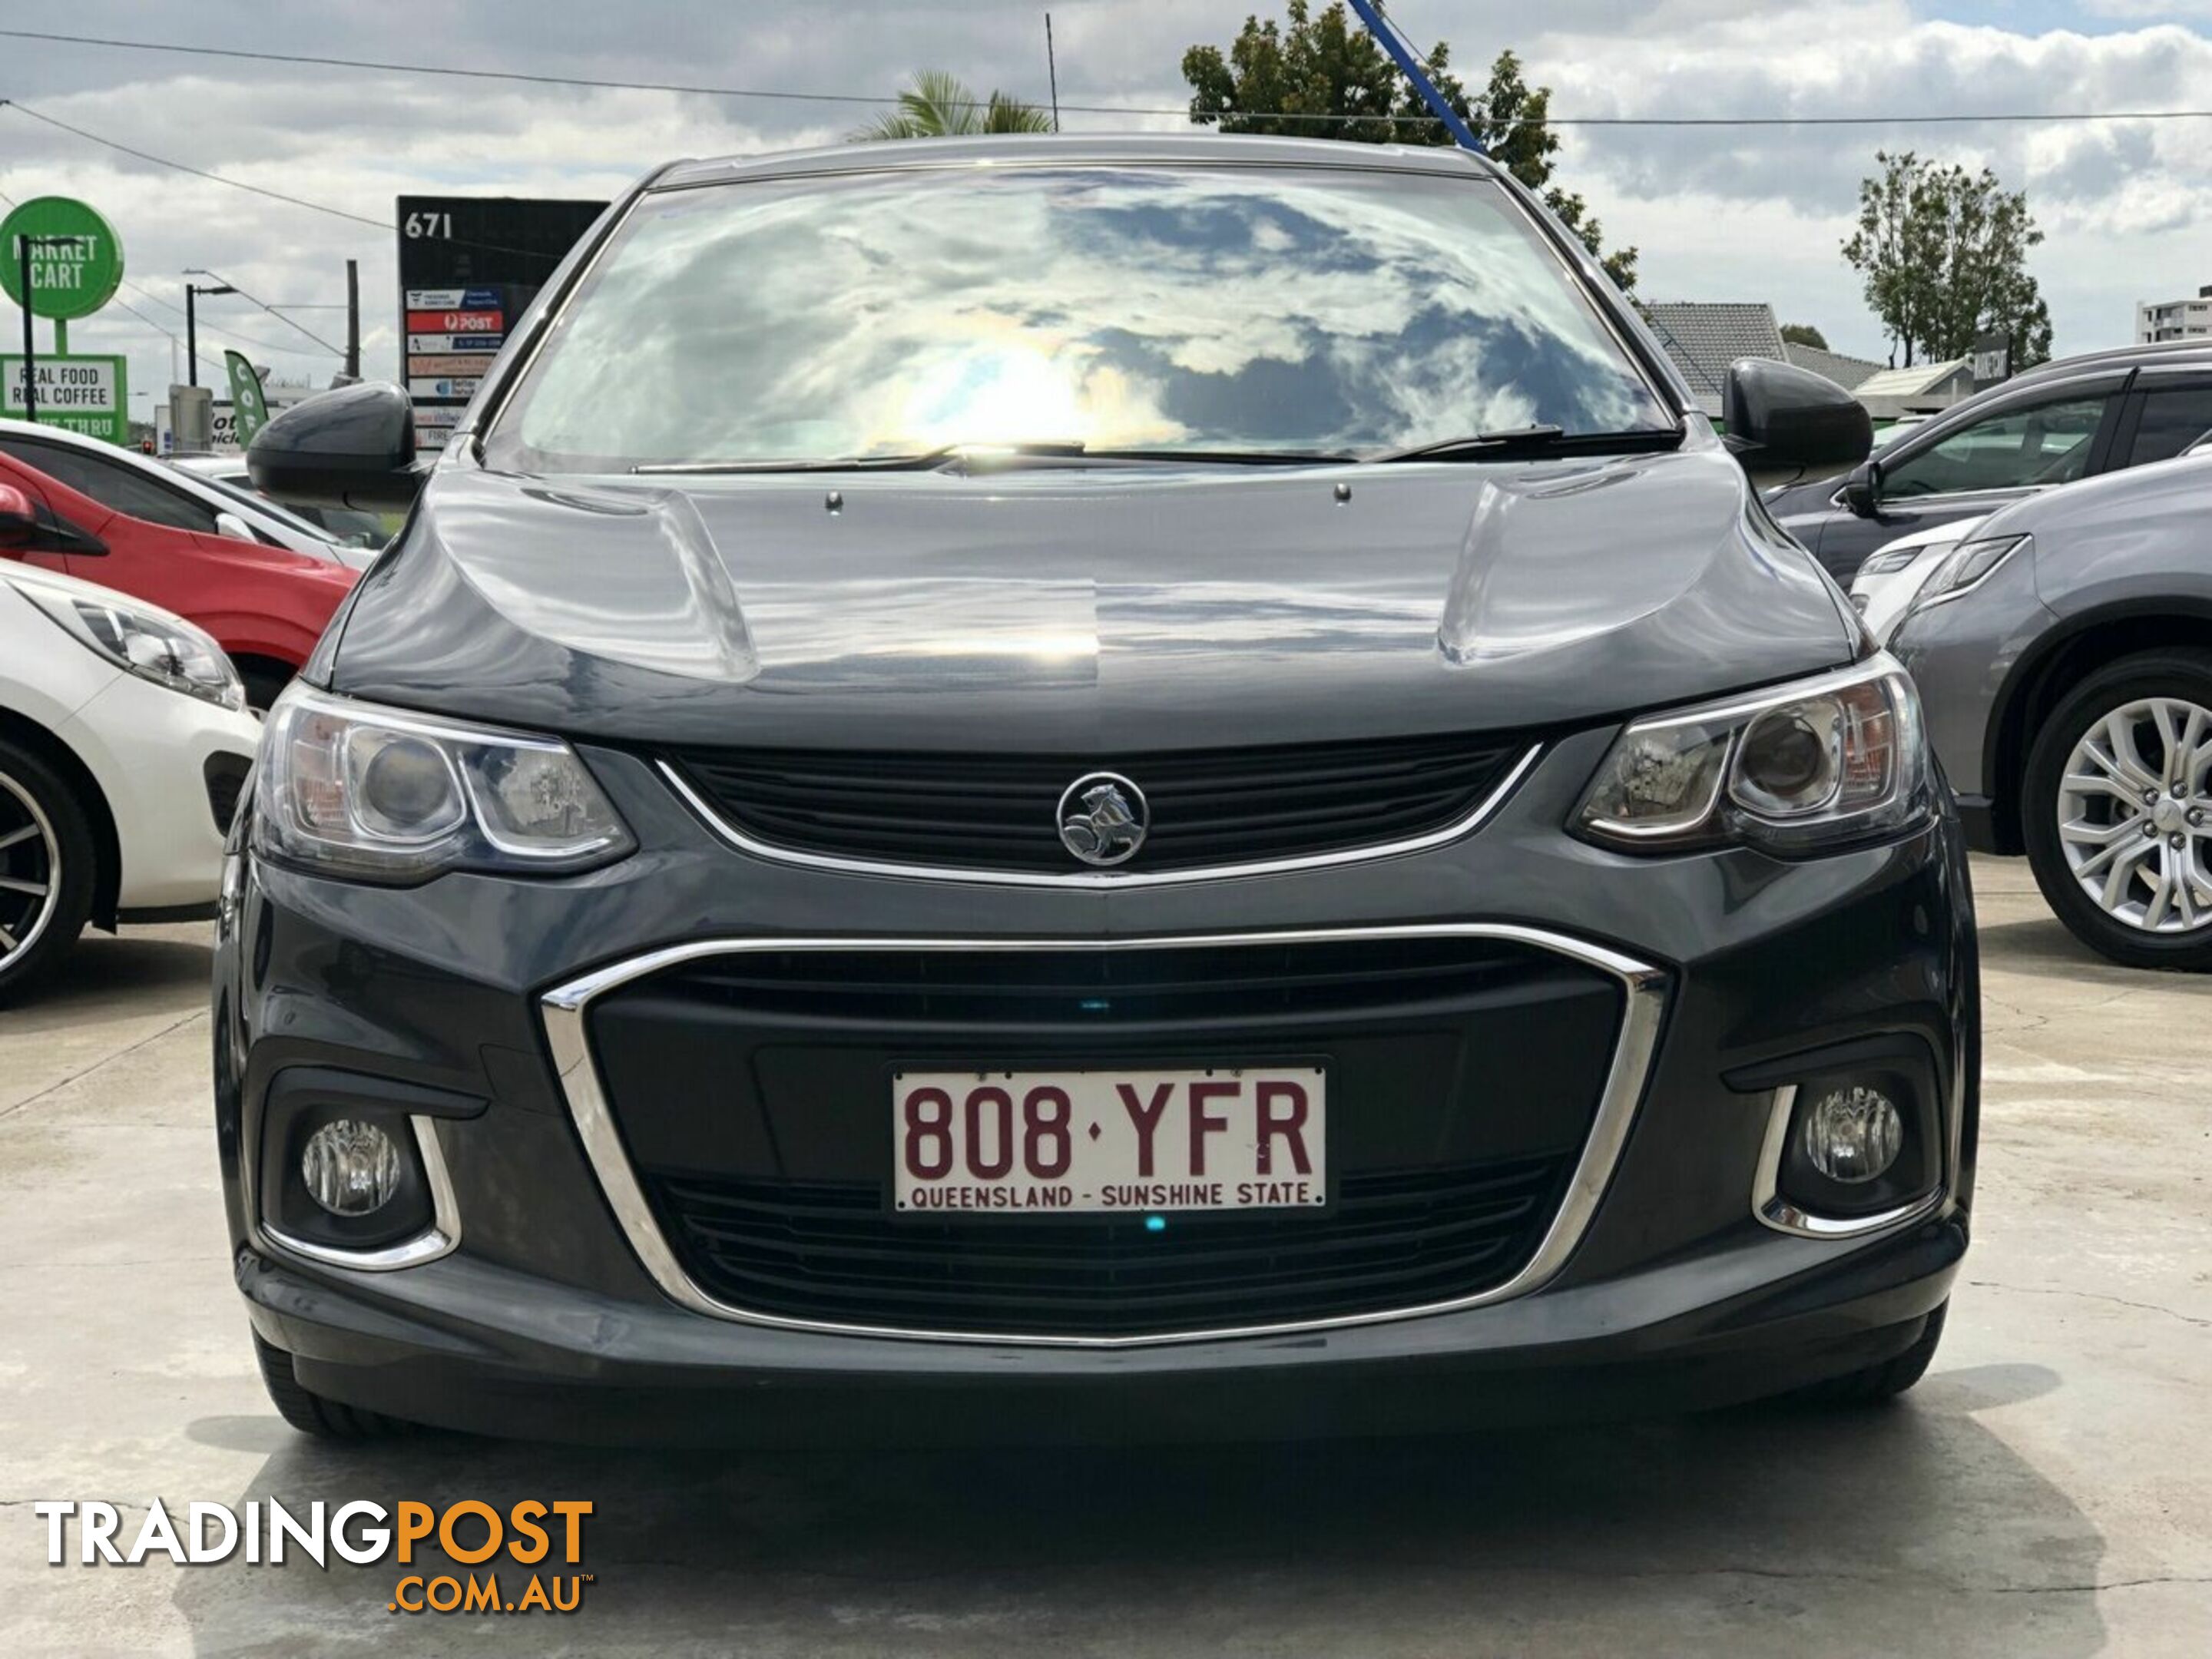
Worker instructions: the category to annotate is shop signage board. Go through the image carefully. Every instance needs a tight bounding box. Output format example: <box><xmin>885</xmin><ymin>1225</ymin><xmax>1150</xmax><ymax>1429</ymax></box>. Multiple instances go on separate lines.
<box><xmin>396</xmin><ymin>195</ymin><xmax>605</xmax><ymax>450</ymax></box>
<box><xmin>1</xmin><ymin>353</ymin><xmax>128</xmax><ymax>442</ymax></box>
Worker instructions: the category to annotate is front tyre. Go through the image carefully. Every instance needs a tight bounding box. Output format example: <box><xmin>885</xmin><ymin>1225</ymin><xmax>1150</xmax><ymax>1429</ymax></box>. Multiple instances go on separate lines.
<box><xmin>251</xmin><ymin>1333</ymin><xmax>409</xmax><ymax>1439</ymax></box>
<box><xmin>0</xmin><ymin>738</ymin><xmax>98</xmax><ymax>1002</ymax></box>
<box><xmin>1796</xmin><ymin>1302</ymin><xmax>1947</xmax><ymax>1406</ymax></box>
<box><xmin>2023</xmin><ymin>649</ymin><xmax>2212</xmax><ymax>970</ymax></box>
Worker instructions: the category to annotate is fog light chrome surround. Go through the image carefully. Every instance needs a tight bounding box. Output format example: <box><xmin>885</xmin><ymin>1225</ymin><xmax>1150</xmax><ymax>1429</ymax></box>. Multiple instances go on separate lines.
<box><xmin>261</xmin><ymin>1116</ymin><xmax>461</xmax><ymax>1272</ymax></box>
<box><xmin>1753</xmin><ymin>1085</ymin><xmax>1942</xmax><ymax>1240</ymax></box>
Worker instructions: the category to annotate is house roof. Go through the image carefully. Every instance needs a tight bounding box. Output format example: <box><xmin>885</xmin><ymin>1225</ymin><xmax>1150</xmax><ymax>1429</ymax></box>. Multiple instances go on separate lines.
<box><xmin>1780</xmin><ymin>341</ymin><xmax>1886</xmax><ymax>390</ymax></box>
<box><xmin>1642</xmin><ymin>302</ymin><xmax>1786</xmax><ymax>399</ymax></box>
<box><xmin>1854</xmin><ymin>359</ymin><xmax>1972</xmax><ymax>399</ymax></box>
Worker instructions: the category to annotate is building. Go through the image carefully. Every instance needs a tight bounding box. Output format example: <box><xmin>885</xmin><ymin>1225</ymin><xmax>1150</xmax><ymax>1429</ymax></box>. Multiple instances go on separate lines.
<box><xmin>2137</xmin><ymin>287</ymin><xmax>2212</xmax><ymax>344</ymax></box>
<box><xmin>1853</xmin><ymin>359</ymin><xmax>1975</xmax><ymax>422</ymax></box>
<box><xmin>1780</xmin><ymin>341</ymin><xmax>1884</xmax><ymax>392</ymax></box>
<box><xmin>1643</xmin><ymin>301</ymin><xmax>1884</xmax><ymax>417</ymax></box>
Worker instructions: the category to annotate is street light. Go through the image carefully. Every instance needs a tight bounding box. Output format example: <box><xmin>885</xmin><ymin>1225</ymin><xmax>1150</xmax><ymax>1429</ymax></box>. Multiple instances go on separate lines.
<box><xmin>182</xmin><ymin>276</ymin><xmax>237</xmax><ymax>388</ymax></box>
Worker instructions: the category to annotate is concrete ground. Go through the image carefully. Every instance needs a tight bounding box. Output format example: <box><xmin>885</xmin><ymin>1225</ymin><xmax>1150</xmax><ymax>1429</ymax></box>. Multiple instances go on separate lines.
<box><xmin>1</xmin><ymin>855</ymin><xmax>2206</xmax><ymax>1656</ymax></box>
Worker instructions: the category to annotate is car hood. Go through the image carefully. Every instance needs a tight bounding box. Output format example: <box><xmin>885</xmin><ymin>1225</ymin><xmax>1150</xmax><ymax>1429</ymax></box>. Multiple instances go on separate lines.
<box><xmin>328</xmin><ymin>447</ymin><xmax>1857</xmax><ymax>752</ymax></box>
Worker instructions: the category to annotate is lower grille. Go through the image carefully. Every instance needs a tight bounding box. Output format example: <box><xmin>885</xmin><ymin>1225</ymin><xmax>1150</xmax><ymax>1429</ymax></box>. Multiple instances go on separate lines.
<box><xmin>644</xmin><ymin>1157</ymin><xmax>1571</xmax><ymax>1338</ymax></box>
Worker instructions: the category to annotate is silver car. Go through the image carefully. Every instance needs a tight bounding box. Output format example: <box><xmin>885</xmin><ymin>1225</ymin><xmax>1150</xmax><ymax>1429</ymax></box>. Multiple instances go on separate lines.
<box><xmin>1892</xmin><ymin>449</ymin><xmax>2212</xmax><ymax>967</ymax></box>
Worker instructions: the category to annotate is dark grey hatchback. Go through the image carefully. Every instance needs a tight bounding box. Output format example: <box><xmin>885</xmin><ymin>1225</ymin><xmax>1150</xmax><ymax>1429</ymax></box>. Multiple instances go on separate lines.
<box><xmin>220</xmin><ymin>136</ymin><xmax>1976</xmax><ymax>1443</ymax></box>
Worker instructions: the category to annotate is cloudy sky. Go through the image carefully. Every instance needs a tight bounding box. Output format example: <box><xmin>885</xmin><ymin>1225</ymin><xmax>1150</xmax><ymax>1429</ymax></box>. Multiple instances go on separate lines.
<box><xmin>4</xmin><ymin>0</ymin><xmax>2211</xmax><ymax>418</ymax></box>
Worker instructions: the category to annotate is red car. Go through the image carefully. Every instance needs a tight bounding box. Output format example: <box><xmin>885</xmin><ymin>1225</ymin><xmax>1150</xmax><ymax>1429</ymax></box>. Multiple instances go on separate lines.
<box><xmin>0</xmin><ymin>420</ymin><xmax>365</xmax><ymax>707</ymax></box>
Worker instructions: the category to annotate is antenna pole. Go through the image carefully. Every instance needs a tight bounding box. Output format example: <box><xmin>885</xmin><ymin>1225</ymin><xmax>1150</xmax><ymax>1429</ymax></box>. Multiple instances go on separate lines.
<box><xmin>1344</xmin><ymin>0</ymin><xmax>1485</xmax><ymax>153</ymax></box>
<box><xmin>1045</xmin><ymin>13</ymin><xmax>1061</xmax><ymax>132</ymax></box>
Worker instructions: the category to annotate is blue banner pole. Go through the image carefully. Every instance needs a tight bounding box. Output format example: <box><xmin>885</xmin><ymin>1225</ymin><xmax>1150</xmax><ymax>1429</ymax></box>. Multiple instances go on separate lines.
<box><xmin>1345</xmin><ymin>0</ymin><xmax>1485</xmax><ymax>154</ymax></box>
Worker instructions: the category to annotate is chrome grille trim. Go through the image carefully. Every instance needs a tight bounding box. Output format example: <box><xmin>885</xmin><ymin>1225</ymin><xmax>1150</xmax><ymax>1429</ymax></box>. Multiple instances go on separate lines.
<box><xmin>541</xmin><ymin>923</ymin><xmax>1668</xmax><ymax>1349</ymax></box>
<box><xmin>656</xmin><ymin>743</ymin><xmax>1541</xmax><ymax>889</ymax></box>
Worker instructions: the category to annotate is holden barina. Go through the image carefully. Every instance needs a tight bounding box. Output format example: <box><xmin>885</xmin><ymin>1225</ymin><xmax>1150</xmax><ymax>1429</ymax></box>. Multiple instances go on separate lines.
<box><xmin>218</xmin><ymin>136</ymin><xmax>1975</xmax><ymax>1444</ymax></box>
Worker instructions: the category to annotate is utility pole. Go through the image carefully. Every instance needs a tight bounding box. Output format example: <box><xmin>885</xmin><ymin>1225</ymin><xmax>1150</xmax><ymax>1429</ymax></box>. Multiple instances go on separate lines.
<box><xmin>344</xmin><ymin>258</ymin><xmax>360</xmax><ymax>381</ymax></box>
<box><xmin>1045</xmin><ymin>13</ymin><xmax>1061</xmax><ymax>133</ymax></box>
<box><xmin>15</xmin><ymin>235</ymin><xmax>30</xmax><ymax>423</ymax></box>
<box><xmin>14</xmin><ymin>234</ymin><xmax>90</xmax><ymax>424</ymax></box>
<box><xmin>1344</xmin><ymin>0</ymin><xmax>1485</xmax><ymax>153</ymax></box>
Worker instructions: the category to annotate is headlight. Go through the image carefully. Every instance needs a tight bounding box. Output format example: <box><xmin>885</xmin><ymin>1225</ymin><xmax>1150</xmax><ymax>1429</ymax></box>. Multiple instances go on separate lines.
<box><xmin>20</xmin><ymin>585</ymin><xmax>244</xmax><ymax>710</ymax></box>
<box><xmin>1910</xmin><ymin>533</ymin><xmax>2028</xmax><ymax>613</ymax></box>
<box><xmin>1574</xmin><ymin>657</ymin><xmax>1929</xmax><ymax>855</ymax></box>
<box><xmin>1855</xmin><ymin>540</ymin><xmax>1951</xmax><ymax>583</ymax></box>
<box><xmin>253</xmin><ymin>684</ymin><xmax>633</xmax><ymax>881</ymax></box>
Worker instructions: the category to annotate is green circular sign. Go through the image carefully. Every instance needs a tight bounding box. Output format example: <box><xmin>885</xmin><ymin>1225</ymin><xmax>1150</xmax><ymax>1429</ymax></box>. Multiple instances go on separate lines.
<box><xmin>0</xmin><ymin>197</ymin><xmax>124</xmax><ymax>321</ymax></box>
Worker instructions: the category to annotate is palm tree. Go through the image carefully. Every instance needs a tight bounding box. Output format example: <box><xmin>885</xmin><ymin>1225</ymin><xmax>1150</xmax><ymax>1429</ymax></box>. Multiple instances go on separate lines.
<box><xmin>856</xmin><ymin>70</ymin><xmax>1054</xmax><ymax>141</ymax></box>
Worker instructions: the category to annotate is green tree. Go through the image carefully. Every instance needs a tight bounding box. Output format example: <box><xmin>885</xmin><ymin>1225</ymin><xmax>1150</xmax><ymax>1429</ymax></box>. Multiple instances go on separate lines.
<box><xmin>1780</xmin><ymin>323</ymin><xmax>1830</xmax><ymax>349</ymax></box>
<box><xmin>856</xmin><ymin>70</ymin><xmax>1053</xmax><ymax>141</ymax></box>
<box><xmin>1181</xmin><ymin>5</ymin><xmax>1637</xmax><ymax>290</ymax></box>
<box><xmin>1842</xmin><ymin>151</ymin><xmax>2051</xmax><ymax>370</ymax></box>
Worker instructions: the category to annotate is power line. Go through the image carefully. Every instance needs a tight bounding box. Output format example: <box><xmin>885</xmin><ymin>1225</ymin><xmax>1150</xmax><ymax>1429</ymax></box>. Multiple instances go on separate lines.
<box><xmin>0</xmin><ymin>99</ymin><xmax>388</xmax><ymax>228</ymax></box>
<box><xmin>185</xmin><ymin>266</ymin><xmax>344</xmax><ymax>356</ymax></box>
<box><xmin>111</xmin><ymin>277</ymin><xmax>319</xmax><ymax>356</ymax></box>
<box><xmin>1</xmin><ymin>101</ymin><xmax>582</xmax><ymax>260</ymax></box>
<box><xmin>6</xmin><ymin>27</ymin><xmax>2212</xmax><ymax>128</ymax></box>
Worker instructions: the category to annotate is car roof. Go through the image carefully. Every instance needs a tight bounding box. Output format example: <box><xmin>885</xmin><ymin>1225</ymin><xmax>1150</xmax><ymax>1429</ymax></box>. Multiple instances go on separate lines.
<box><xmin>652</xmin><ymin>131</ymin><xmax>1502</xmax><ymax>192</ymax></box>
<box><xmin>2008</xmin><ymin>337</ymin><xmax>2212</xmax><ymax>386</ymax></box>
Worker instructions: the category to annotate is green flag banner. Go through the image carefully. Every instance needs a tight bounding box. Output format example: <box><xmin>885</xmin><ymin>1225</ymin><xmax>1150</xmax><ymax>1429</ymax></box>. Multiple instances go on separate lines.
<box><xmin>225</xmin><ymin>351</ymin><xmax>270</xmax><ymax>444</ymax></box>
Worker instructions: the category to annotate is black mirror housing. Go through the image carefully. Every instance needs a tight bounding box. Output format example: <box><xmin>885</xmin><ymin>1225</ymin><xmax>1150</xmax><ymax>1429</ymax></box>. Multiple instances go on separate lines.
<box><xmin>248</xmin><ymin>382</ymin><xmax>425</xmax><ymax>512</ymax></box>
<box><xmin>1721</xmin><ymin>358</ymin><xmax>1873</xmax><ymax>473</ymax></box>
<box><xmin>1841</xmin><ymin>462</ymin><xmax>1881</xmax><ymax>518</ymax></box>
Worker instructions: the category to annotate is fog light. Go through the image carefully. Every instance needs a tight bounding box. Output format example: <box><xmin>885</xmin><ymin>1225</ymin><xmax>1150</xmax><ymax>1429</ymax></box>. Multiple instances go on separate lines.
<box><xmin>1800</xmin><ymin>1085</ymin><xmax>1903</xmax><ymax>1184</ymax></box>
<box><xmin>300</xmin><ymin>1119</ymin><xmax>404</xmax><ymax>1216</ymax></box>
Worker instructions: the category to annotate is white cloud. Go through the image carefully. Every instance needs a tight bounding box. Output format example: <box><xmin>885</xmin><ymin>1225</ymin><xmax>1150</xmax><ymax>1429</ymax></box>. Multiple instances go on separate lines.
<box><xmin>2</xmin><ymin>1</ymin><xmax>2209</xmax><ymax>409</ymax></box>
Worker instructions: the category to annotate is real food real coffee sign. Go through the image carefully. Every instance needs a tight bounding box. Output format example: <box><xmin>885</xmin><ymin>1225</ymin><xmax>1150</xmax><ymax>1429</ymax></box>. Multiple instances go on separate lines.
<box><xmin>1</xmin><ymin>354</ymin><xmax>127</xmax><ymax>445</ymax></box>
<box><xmin>396</xmin><ymin>196</ymin><xmax>606</xmax><ymax>453</ymax></box>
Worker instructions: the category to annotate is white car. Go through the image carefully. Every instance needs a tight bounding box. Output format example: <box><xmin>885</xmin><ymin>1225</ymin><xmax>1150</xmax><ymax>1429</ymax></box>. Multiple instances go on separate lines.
<box><xmin>1849</xmin><ymin>514</ymin><xmax>1992</xmax><ymax>645</ymax></box>
<box><xmin>0</xmin><ymin>539</ymin><xmax>262</xmax><ymax>998</ymax></box>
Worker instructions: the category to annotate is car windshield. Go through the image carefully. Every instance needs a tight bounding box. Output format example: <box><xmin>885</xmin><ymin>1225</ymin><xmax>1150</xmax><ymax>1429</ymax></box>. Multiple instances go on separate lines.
<box><xmin>485</xmin><ymin>163</ymin><xmax>1674</xmax><ymax>473</ymax></box>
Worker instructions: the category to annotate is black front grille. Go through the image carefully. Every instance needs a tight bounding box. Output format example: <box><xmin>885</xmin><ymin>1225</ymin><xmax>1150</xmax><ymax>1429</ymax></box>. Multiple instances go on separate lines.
<box><xmin>645</xmin><ymin>1156</ymin><xmax>1571</xmax><ymax>1337</ymax></box>
<box><xmin>665</xmin><ymin>732</ymin><xmax>1529</xmax><ymax>873</ymax></box>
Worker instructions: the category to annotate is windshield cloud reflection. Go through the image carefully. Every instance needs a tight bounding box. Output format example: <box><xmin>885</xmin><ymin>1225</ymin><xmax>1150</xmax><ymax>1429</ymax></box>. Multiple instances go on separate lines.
<box><xmin>497</xmin><ymin>166</ymin><xmax>1671</xmax><ymax>471</ymax></box>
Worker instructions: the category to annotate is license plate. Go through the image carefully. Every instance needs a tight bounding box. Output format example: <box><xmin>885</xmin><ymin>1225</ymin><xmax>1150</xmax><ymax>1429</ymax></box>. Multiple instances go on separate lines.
<box><xmin>892</xmin><ymin>1068</ymin><xmax>1326</xmax><ymax>1215</ymax></box>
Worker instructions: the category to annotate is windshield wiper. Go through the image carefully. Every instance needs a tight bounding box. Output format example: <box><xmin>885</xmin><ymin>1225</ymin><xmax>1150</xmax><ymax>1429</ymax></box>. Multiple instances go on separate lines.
<box><xmin>633</xmin><ymin>441</ymin><xmax>1086</xmax><ymax>475</ymax></box>
<box><xmin>631</xmin><ymin>441</ymin><xmax>1355</xmax><ymax>475</ymax></box>
<box><xmin>1369</xmin><ymin>426</ymin><xmax>1684</xmax><ymax>464</ymax></box>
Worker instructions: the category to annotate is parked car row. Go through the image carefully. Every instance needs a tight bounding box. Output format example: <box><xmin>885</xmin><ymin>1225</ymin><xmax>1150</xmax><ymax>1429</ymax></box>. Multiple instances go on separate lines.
<box><xmin>0</xmin><ymin>420</ymin><xmax>366</xmax><ymax>996</ymax></box>
<box><xmin>1767</xmin><ymin>339</ymin><xmax>2212</xmax><ymax>583</ymax></box>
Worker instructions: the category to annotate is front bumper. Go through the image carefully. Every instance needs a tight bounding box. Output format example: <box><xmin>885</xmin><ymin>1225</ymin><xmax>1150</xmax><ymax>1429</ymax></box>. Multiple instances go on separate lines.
<box><xmin>214</xmin><ymin>730</ymin><xmax>1979</xmax><ymax>1439</ymax></box>
<box><xmin>60</xmin><ymin>672</ymin><xmax>259</xmax><ymax>914</ymax></box>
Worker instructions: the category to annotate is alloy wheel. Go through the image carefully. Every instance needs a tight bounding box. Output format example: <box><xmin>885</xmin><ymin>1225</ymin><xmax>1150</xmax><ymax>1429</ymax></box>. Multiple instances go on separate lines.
<box><xmin>2056</xmin><ymin>696</ymin><xmax>2212</xmax><ymax>933</ymax></box>
<box><xmin>0</xmin><ymin>770</ymin><xmax>63</xmax><ymax>972</ymax></box>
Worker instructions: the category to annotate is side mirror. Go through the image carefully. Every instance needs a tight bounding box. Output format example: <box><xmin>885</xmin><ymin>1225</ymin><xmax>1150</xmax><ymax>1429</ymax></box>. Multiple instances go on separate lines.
<box><xmin>0</xmin><ymin>482</ymin><xmax>35</xmax><ymax>551</ymax></box>
<box><xmin>1841</xmin><ymin>462</ymin><xmax>1881</xmax><ymax>518</ymax></box>
<box><xmin>1721</xmin><ymin>358</ymin><xmax>1873</xmax><ymax>473</ymax></box>
<box><xmin>247</xmin><ymin>382</ymin><xmax>424</xmax><ymax>512</ymax></box>
<box><xmin>214</xmin><ymin>510</ymin><xmax>256</xmax><ymax>543</ymax></box>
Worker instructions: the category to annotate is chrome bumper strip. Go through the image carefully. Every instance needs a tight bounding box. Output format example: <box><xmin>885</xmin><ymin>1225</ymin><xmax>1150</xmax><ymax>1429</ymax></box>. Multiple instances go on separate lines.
<box><xmin>541</xmin><ymin>923</ymin><xmax>1668</xmax><ymax>1350</ymax></box>
<box><xmin>656</xmin><ymin>743</ymin><xmax>1542</xmax><ymax>889</ymax></box>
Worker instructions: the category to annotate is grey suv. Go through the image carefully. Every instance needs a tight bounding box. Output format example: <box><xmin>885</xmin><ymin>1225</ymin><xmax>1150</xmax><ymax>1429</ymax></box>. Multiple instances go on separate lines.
<box><xmin>1892</xmin><ymin>449</ymin><xmax>2212</xmax><ymax>968</ymax></box>
<box><xmin>1768</xmin><ymin>341</ymin><xmax>2212</xmax><ymax>582</ymax></box>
